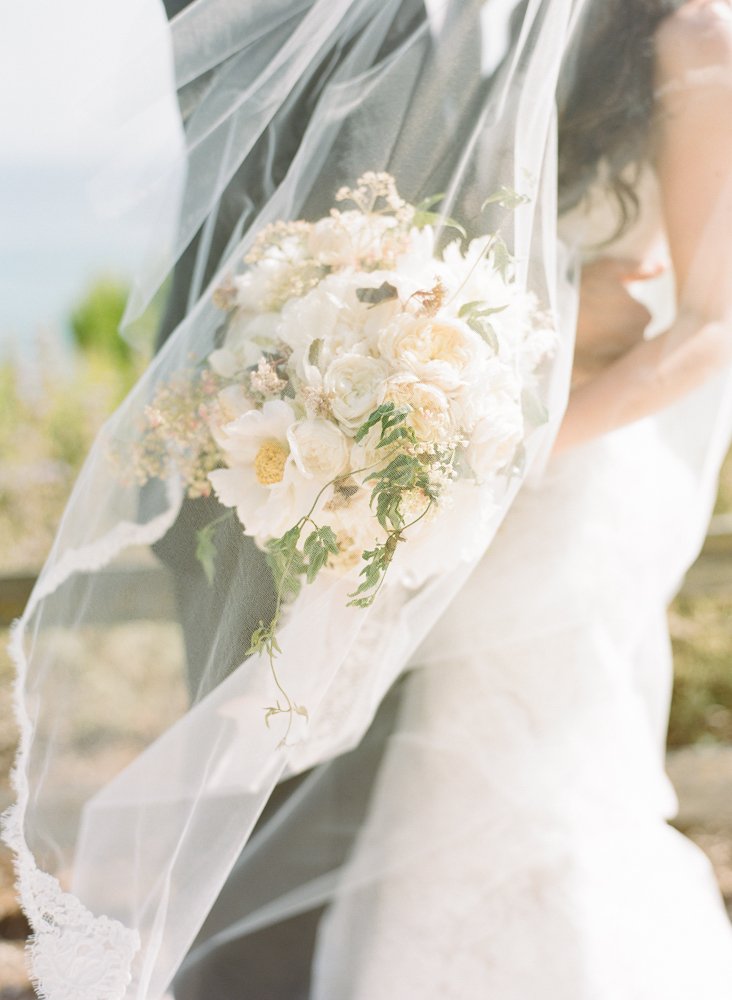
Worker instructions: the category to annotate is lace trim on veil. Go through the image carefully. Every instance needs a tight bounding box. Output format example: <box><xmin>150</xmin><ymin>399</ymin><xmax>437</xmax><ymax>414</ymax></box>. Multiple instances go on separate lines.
<box><xmin>1</xmin><ymin>481</ymin><xmax>182</xmax><ymax>1000</ymax></box>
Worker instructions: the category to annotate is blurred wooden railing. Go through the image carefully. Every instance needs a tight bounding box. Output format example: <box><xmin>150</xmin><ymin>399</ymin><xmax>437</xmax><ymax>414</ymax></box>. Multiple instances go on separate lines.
<box><xmin>1</xmin><ymin>516</ymin><xmax>731</xmax><ymax>629</ymax></box>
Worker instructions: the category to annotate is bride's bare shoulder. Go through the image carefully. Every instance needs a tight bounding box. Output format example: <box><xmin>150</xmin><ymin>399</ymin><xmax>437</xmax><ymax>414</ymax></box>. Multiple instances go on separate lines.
<box><xmin>655</xmin><ymin>0</ymin><xmax>732</xmax><ymax>83</ymax></box>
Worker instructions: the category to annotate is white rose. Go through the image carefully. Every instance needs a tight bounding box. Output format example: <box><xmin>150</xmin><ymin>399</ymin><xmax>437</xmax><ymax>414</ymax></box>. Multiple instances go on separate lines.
<box><xmin>378</xmin><ymin>314</ymin><xmax>488</xmax><ymax>393</ymax></box>
<box><xmin>287</xmin><ymin>418</ymin><xmax>350</xmax><ymax>482</ymax></box>
<box><xmin>324</xmin><ymin>354</ymin><xmax>389</xmax><ymax>432</ymax></box>
<box><xmin>449</xmin><ymin>360</ymin><xmax>521</xmax><ymax>430</ymax></box>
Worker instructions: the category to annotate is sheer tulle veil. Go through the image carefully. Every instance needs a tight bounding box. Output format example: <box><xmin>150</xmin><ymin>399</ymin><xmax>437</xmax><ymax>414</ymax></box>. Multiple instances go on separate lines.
<box><xmin>6</xmin><ymin>1</ymin><xmax>732</xmax><ymax>998</ymax></box>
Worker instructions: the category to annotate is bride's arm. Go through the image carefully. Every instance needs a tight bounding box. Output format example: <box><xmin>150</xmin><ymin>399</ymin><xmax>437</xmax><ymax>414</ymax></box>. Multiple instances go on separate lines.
<box><xmin>554</xmin><ymin>3</ymin><xmax>732</xmax><ymax>454</ymax></box>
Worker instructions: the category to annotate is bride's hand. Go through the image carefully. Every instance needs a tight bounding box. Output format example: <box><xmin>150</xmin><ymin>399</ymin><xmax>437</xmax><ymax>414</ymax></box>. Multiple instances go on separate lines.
<box><xmin>572</xmin><ymin>257</ymin><xmax>665</xmax><ymax>383</ymax></box>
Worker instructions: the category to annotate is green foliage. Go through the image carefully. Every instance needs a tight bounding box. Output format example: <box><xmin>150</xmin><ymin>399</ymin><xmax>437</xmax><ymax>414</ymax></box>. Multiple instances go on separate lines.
<box><xmin>355</xmin><ymin>282</ymin><xmax>399</xmax><ymax>306</ymax></box>
<box><xmin>0</xmin><ymin>274</ymin><xmax>161</xmax><ymax>572</ymax></box>
<box><xmin>668</xmin><ymin>594</ymin><xmax>732</xmax><ymax>747</ymax></box>
<box><xmin>413</xmin><ymin>193</ymin><xmax>467</xmax><ymax>238</ymax></box>
<box><xmin>266</xmin><ymin>526</ymin><xmax>308</xmax><ymax>601</ymax></box>
<box><xmin>490</xmin><ymin>234</ymin><xmax>513</xmax><ymax>280</ymax></box>
<box><xmin>303</xmin><ymin>525</ymin><xmax>339</xmax><ymax>583</ymax></box>
<box><xmin>195</xmin><ymin>513</ymin><xmax>234</xmax><ymax>585</ymax></box>
<box><xmin>715</xmin><ymin>449</ymin><xmax>732</xmax><ymax>514</ymax></box>
<box><xmin>0</xmin><ymin>352</ymin><xmax>132</xmax><ymax>571</ymax></box>
<box><xmin>69</xmin><ymin>277</ymin><xmax>132</xmax><ymax>370</ymax></box>
<box><xmin>481</xmin><ymin>186</ymin><xmax>530</xmax><ymax>212</ymax></box>
<box><xmin>347</xmin><ymin>402</ymin><xmax>436</xmax><ymax>607</ymax></box>
<box><xmin>458</xmin><ymin>300</ymin><xmax>506</xmax><ymax>351</ymax></box>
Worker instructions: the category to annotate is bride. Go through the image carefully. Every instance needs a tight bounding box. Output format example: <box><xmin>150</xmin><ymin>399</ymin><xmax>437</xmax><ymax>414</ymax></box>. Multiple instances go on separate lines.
<box><xmin>6</xmin><ymin>1</ymin><xmax>732</xmax><ymax>999</ymax></box>
<box><xmin>307</xmin><ymin>0</ymin><xmax>732</xmax><ymax>990</ymax></box>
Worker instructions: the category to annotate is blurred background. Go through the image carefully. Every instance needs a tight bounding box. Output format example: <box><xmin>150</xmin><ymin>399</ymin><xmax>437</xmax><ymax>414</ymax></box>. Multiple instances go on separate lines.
<box><xmin>2</xmin><ymin>4</ymin><xmax>732</xmax><ymax>997</ymax></box>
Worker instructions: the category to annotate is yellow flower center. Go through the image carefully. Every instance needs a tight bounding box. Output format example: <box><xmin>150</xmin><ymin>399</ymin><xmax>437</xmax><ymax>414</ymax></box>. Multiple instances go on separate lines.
<box><xmin>254</xmin><ymin>440</ymin><xmax>288</xmax><ymax>485</ymax></box>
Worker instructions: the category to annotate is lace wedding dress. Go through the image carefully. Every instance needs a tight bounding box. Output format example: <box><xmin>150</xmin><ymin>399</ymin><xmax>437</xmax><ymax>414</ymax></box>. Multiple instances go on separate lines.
<box><xmin>309</xmin><ymin>167</ymin><xmax>732</xmax><ymax>999</ymax></box>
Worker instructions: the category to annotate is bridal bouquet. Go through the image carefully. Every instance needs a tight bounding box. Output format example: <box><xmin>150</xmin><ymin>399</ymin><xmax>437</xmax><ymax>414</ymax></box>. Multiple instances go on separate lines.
<box><xmin>131</xmin><ymin>172</ymin><xmax>555</xmax><ymax>730</ymax></box>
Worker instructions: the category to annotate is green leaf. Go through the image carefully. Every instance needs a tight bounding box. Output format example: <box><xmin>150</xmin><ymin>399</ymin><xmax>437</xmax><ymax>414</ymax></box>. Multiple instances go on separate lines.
<box><xmin>521</xmin><ymin>388</ymin><xmax>549</xmax><ymax>428</ymax></box>
<box><xmin>382</xmin><ymin>406</ymin><xmax>410</xmax><ymax>429</ymax></box>
<box><xmin>414</xmin><ymin>192</ymin><xmax>446</xmax><ymax>213</ymax></box>
<box><xmin>319</xmin><ymin>525</ymin><xmax>340</xmax><ymax>554</ymax></box>
<box><xmin>356</xmin><ymin>282</ymin><xmax>399</xmax><ymax>306</ymax></box>
<box><xmin>376</xmin><ymin>490</ymin><xmax>403</xmax><ymax>531</ymax></box>
<box><xmin>354</xmin><ymin>402</ymin><xmax>397</xmax><ymax>442</ymax></box>
<box><xmin>458</xmin><ymin>301</ymin><xmax>509</xmax><ymax>320</ymax></box>
<box><xmin>266</xmin><ymin>539</ymin><xmax>307</xmax><ymax>601</ymax></box>
<box><xmin>412</xmin><ymin>210</ymin><xmax>466</xmax><ymax>239</ymax></box>
<box><xmin>264</xmin><ymin>706</ymin><xmax>280</xmax><ymax>728</ymax></box>
<box><xmin>379</xmin><ymin>453</ymin><xmax>420</xmax><ymax>487</ymax></box>
<box><xmin>308</xmin><ymin>338</ymin><xmax>322</xmax><ymax>367</ymax></box>
<box><xmin>303</xmin><ymin>530</ymin><xmax>320</xmax><ymax>560</ymax></box>
<box><xmin>302</xmin><ymin>526</ymin><xmax>341</xmax><ymax>584</ymax></box>
<box><xmin>481</xmin><ymin>186</ymin><xmax>530</xmax><ymax>211</ymax></box>
<box><xmin>195</xmin><ymin>523</ymin><xmax>218</xmax><ymax>585</ymax></box>
<box><xmin>466</xmin><ymin>316</ymin><xmax>500</xmax><ymax>353</ymax></box>
<box><xmin>247</xmin><ymin>619</ymin><xmax>270</xmax><ymax>656</ymax></box>
<box><xmin>510</xmin><ymin>442</ymin><xmax>527</xmax><ymax>479</ymax></box>
<box><xmin>491</xmin><ymin>236</ymin><xmax>513</xmax><ymax>281</ymax></box>
<box><xmin>377</xmin><ymin>426</ymin><xmax>410</xmax><ymax>449</ymax></box>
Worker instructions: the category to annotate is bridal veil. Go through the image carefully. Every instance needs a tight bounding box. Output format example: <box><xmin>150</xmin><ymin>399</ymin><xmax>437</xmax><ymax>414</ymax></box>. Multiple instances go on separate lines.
<box><xmin>6</xmin><ymin>1</ymin><xmax>732</xmax><ymax>998</ymax></box>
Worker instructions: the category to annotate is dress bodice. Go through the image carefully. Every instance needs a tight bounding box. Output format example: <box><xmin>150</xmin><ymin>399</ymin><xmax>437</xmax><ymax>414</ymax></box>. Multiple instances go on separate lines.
<box><xmin>559</xmin><ymin>165</ymin><xmax>677</xmax><ymax>338</ymax></box>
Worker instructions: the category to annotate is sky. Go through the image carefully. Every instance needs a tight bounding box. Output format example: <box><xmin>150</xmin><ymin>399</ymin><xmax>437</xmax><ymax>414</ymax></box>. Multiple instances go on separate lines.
<box><xmin>0</xmin><ymin>0</ymin><xmax>518</xmax><ymax>356</ymax></box>
<box><xmin>0</xmin><ymin>0</ymin><xmax>183</xmax><ymax>355</ymax></box>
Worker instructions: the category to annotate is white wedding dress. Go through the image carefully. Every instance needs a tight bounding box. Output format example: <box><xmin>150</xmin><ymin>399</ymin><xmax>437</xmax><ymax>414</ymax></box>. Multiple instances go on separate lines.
<box><xmin>309</xmin><ymin>168</ymin><xmax>732</xmax><ymax>998</ymax></box>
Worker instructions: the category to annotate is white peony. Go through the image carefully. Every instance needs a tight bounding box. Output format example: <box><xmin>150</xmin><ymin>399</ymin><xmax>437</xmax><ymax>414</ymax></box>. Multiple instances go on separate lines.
<box><xmin>465</xmin><ymin>397</ymin><xmax>524</xmax><ymax>482</ymax></box>
<box><xmin>324</xmin><ymin>354</ymin><xmax>389</xmax><ymax>432</ymax></box>
<box><xmin>208</xmin><ymin>399</ymin><xmax>313</xmax><ymax>543</ymax></box>
<box><xmin>287</xmin><ymin>418</ymin><xmax>350</xmax><ymax>482</ymax></box>
<box><xmin>440</xmin><ymin>236</ymin><xmax>513</xmax><ymax>310</ymax></box>
<box><xmin>378</xmin><ymin>313</ymin><xmax>488</xmax><ymax>393</ymax></box>
<box><xmin>448</xmin><ymin>359</ymin><xmax>520</xmax><ymax>430</ymax></box>
<box><xmin>279</xmin><ymin>281</ymin><xmax>366</xmax><ymax>380</ymax></box>
<box><xmin>208</xmin><ymin>384</ymin><xmax>257</xmax><ymax>449</ymax></box>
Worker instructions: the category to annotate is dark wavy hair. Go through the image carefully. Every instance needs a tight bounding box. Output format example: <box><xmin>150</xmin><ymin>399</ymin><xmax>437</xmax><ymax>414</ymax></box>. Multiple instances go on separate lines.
<box><xmin>557</xmin><ymin>0</ymin><xmax>685</xmax><ymax>235</ymax></box>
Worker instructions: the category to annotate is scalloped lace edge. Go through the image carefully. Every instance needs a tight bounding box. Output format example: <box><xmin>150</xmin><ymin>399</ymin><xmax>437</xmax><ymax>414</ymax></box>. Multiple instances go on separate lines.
<box><xmin>1</xmin><ymin>481</ymin><xmax>182</xmax><ymax>1000</ymax></box>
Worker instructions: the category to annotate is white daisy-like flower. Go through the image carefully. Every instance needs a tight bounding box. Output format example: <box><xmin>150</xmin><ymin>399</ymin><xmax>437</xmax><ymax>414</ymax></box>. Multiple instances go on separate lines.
<box><xmin>209</xmin><ymin>399</ymin><xmax>313</xmax><ymax>543</ymax></box>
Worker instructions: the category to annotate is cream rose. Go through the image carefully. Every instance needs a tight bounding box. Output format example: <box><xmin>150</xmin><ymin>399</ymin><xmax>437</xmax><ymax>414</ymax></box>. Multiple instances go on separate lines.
<box><xmin>383</xmin><ymin>373</ymin><xmax>453</xmax><ymax>444</ymax></box>
<box><xmin>324</xmin><ymin>354</ymin><xmax>389</xmax><ymax>432</ymax></box>
<box><xmin>378</xmin><ymin>314</ymin><xmax>487</xmax><ymax>393</ymax></box>
<box><xmin>287</xmin><ymin>418</ymin><xmax>350</xmax><ymax>481</ymax></box>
